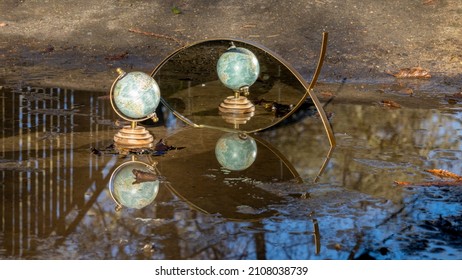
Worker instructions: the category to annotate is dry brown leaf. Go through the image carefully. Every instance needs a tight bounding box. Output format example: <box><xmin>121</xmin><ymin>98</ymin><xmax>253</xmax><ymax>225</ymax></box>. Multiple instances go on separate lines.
<box><xmin>321</xmin><ymin>91</ymin><xmax>334</xmax><ymax>97</ymax></box>
<box><xmin>387</xmin><ymin>67</ymin><xmax>431</xmax><ymax>79</ymax></box>
<box><xmin>423</xmin><ymin>0</ymin><xmax>437</xmax><ymax>5</ymax></box>
<box><xmin>445</xmin><ymin>92</ymin><xmax>462</xmax><ymax>104</ymax></box>
<box><xmin>450</xmin><ymin>92</ymin><xmax>462</xmax><ymax>99</ymax></box>
<box><xmin>425</xmin><ymin>169</ymin><xmax>462</xmax><ymax>180</ymax></box>
<box><xmin>394</xmin><ymin>181</ymin><xmax>411</xmax><ymax>186</ymax></box>
<box><xmin>381</xmin><ymin>100</ymin><xmax>401</xmax><ymax>108</ymax></box>
<box><xmin>447</xmin><ymin>98</ymin><xmax>458</xmax><ymax>105</ymax></box>
<box><xmin>400</xmin><ymin>88</ymin><xmax>414</xmax><ymax>95</ymax></box>
<box><xmin>398</xmin><ymin>181</ymin><xmax>462</xmax><ymax>187</ymax></box>
<box><xmin>42</xmin><ymin>45</ymin><xmax>55</xmax><ymax>53</ymax></box>
<box><xmin>395</xmin><ymin>168</ymin><xmax>462</xmax><ymax>188</ymax></box>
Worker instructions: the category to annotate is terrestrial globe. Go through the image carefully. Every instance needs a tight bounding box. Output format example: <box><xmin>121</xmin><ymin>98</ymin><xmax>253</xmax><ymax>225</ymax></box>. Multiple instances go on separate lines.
<box><xmin>215</xmin><ymin>133</ymin><xmax>257</xmax><ymax>171</ymax></box>
<box><xmin>109</xmin><ymin>161</ymin><xmax>160</xmax><ymax>209</ymax></box>
<box><xmin>111</xmin><ymin>70</ymin><xmax>161</xmax><ymax>121</ymax></box>
<box><xmin>216</xmin><ymin>45</ymin><xmax>260</xmax><ymax>92</ymax></box>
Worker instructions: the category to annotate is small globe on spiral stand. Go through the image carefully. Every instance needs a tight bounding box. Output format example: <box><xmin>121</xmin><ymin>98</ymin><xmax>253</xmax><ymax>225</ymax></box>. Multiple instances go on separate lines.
<box><xmin>109</xmin><ymin>159</ymin><xmax>161</xmax><ymax>210</ymax></box>
<box><xmin>216</xmin><ymin>43</ymin><xmax>260</xmax><ymax>128</ymax></box>
<box><xmin>215</xmin><ymin>133</ymin><xmax>257</xmax><ymax>171</ymax></box>
<box><xmin>110</xmin><ymin>68</ymin><xmax>161</xmax><ymax>148</ymax></box>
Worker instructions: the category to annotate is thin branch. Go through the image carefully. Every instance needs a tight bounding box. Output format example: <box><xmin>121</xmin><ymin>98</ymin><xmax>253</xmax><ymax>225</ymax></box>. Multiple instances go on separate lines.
<box><xmin>128</xmin><ymin>28</ymin><xmax>185</xmax><ymax>46</ymax></box>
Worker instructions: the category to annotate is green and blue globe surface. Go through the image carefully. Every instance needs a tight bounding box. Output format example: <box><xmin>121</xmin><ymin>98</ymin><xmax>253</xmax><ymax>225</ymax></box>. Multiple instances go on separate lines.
<box><xmin>113</xmin><ymin>71</ymin><xmax>161</xmax><ymax>119</ymax></box>
<box><xmin>217</xmin><ymin>46</ymin><xmax>260</xmax><ymax>91</ymax></box>
<box><xmin>215</xmin><ymin>133</ymin><xmax>257</xmax><ymax>171</ymax></box>
<box><xmin>111</xmin><ymin>161</ymin><xmax>160</xmax><ymax>209</ymax></box>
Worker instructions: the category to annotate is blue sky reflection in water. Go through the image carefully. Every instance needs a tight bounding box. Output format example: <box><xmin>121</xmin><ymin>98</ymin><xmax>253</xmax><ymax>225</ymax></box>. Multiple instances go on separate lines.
<box><xmin>1</xmin><ymin>85</ymin><xmax>462</xmax><ymax>259</ymax></box>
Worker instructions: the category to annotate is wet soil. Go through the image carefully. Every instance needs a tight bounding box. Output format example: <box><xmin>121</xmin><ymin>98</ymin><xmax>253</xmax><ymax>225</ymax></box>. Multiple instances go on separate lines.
<box><xmin>0</xmin><ymin>0</ymin><xmax>461</xmax><ymax>93</ymax></box>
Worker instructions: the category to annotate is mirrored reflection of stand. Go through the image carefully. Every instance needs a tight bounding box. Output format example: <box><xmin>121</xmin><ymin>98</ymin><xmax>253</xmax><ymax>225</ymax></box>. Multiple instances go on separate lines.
<box><xmin>219</xmin><ymin>88</ymin><xmax>255</xmax><ymax>127</ymax></box>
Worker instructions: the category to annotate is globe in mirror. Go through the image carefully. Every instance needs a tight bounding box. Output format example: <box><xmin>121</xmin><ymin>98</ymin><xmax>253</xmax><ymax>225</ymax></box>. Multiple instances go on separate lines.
<box><xmin>217</xmin><ymin>46</ymin><xmax>260</xmax><ymax>91</ymax></box>
<box><xmin>113</xmin><ymin>71</ymin><xmax>161</xmax><ymax>120</ymax></box>
<box><xmin>215</xmin><ymin>133</ymin><xmax>257</xmax><ymax>171</ymax></box>
<box><xmin>110</xmin><ymin>161</ymin><xmax>160</xmax><ymax>209</ymax></box>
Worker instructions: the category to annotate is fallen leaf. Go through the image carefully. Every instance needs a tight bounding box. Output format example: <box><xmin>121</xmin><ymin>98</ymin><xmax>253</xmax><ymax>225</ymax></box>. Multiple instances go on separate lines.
<box><xmin>394</xmin><ymin>181</ymin><xmax>411</xmax><ymax>186</ymax></box>
<box><xmin>397</xmin><ymin>180</ymin><xmax>462</xmax><ymax>187</ymax></box>
<box><xmin>387</xmin><ymin>67</ymin><xmax>431</xmax><ymax>79</ymax></box>
<box><xmin>381</xmin><ymin>100</ymin><xmax>401</xmax><ymax>108</ymax></box>
<box><xmin>396</xmin><ymin>168</ymin><xmax>462</xmax><ymax>187</ymax></box>
<box><xmin>132</xmin><ymin>169</ymin><xmax>166</xmax><ymax>184</ymax></box>
<box><xmin>42</xmin><ymin>45</ymin><xmax>55</xmax><ymax>53</ymax></box>
<box><xmin>452</xmin><ymin>92</ymin><xmax>462</xmax><ymax>98</ymax></box>
<box><xmin>171</xmin><ymin>6</ymin><xmax>182</xmax><ymax>14</ymax></box>
<box><xmin>423</xmin><ymin>0</ymin><xmax>437</xmax><ymax>5</ymax></box>
<box><xmin>90</xmin><ymin>147</ymin><xmax>102</xmax><ymax>156</ymax></box>
<box><xmin>321</xmin><ymin>91</ymin><xmax>334</xmax><ymax>97</ymax></box>
<box><xmin>444</xmin><ymin>92</ymin><xmax>462</xmax><ymax>104</ymax></box>
<box><xmin>155</xmin><ymin>138</ymin><xmax>184</xmax><ymax>152</ymax></box>
<box><xmin>447</xmin><ymin>98</ymin><xmax>458</xmax><ymax>105</ymax></box>
<box><xmin>426</xmin><ymin>169</ymin><xmax>462</xmax><ymax>180</ymax></box>
<box><xmin>381</xmin><ymin>84</ymin><xmax>415</xmax><ymax>96</ymax></box>
<box><xmin>0</xmin><ymin>22</ymin><xmax>8</xmax><ymax>27</ymax></box>
<box><xmin>400</xmin><ymin>88</ymin><xmax>414</xmax><ymax>95</ymax></box>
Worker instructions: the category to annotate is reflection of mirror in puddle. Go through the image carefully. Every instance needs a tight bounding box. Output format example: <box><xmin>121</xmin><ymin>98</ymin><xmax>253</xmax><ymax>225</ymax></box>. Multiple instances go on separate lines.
<box><xmin>108</xmin><ymin>157</ymin><xmax>162</xmax><ymax>210</ymax></box>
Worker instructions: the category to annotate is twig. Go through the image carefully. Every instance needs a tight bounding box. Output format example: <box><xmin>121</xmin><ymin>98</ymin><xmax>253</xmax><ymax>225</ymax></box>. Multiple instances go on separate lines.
<box><xmin>128</xmin><ymin>28</ymin><xmax>184</xmax><ymax>45</ymax></box>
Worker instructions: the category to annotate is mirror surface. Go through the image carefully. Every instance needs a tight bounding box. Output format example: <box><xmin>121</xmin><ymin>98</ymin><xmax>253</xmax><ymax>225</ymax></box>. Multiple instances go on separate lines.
<box><xmin>152</xmin><ymin>39</ymin><xmax>310</xmax><ymax>133</ymax></box>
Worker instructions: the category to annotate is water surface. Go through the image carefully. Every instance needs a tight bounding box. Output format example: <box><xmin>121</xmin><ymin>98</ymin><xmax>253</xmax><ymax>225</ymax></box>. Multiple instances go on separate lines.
<box><xmin>1</xmin><ymin>85</ymin><xmax>462</xmax><ymax>259</ymax></box>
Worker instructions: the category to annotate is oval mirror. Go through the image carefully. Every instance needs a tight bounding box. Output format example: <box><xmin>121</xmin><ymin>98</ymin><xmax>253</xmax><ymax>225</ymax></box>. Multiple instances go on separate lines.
<box><xmin>151</xmin><ymin>36</ymin><xmax>334</xmax><ymax>147</ymax></box>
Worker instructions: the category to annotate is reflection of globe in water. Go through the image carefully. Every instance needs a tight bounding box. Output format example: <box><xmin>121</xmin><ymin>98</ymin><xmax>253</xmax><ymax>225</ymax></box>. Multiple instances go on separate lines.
<box><xmin>217</xmin><ymin>46</ymin><xmax>260</xmax><ymax>91</ymax></box>
<box><xmin>215</xmin><ymin>133</ymin><xmax>257</xmax><ymax>171</ymax></box>
<box><xmin>110</xmin><ymin>161</ymin><xmax>160</xmax><ymax>209</ymax></box>
<box><xmin>113</xmin><ymin>71</ymin><xmax>161</xmax><ymax>119</ymax></box>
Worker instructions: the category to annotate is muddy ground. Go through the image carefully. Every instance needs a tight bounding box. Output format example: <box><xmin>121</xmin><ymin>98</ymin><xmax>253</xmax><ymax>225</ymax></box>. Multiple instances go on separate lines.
<box><xmin>0</xmin><ymin>0</ymin><xmax>461</xmax><ymax>103</ymax></box>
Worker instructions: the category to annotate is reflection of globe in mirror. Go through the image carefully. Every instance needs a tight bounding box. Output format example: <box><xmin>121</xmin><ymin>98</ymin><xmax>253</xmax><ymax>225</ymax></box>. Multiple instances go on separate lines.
<box><xmin>113</xmin><ymin>71</ymin><xmax>161</xmax><ymax>119</ymax></box>
<box><xmin>217</xmin><ymin>45</ymin><xmax>260</xmax><ymax>91</ymax></box>
<box><xmin>110</xmin><ymin>161</ymin><xmax>160</xmax><ymax>209</ymax></box>
<box><xmin>215</xmin><ymin>133</ymin><xmax>257</xmax><ymax>171</ymax></box>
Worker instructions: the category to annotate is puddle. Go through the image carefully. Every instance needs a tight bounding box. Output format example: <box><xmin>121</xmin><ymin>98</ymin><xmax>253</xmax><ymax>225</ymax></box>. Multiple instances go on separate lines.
<box><xmin>1</xmin><ymin>85</ymin><xmax>462</xmax><ymax>259</ymax></box>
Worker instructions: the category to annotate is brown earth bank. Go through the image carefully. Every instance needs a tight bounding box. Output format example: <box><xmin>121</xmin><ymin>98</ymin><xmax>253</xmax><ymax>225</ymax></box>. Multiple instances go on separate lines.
<box><xmin>0</xmin><ymin>0</ymin><xmax>461</xmax><ymax>107</ymax></box>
